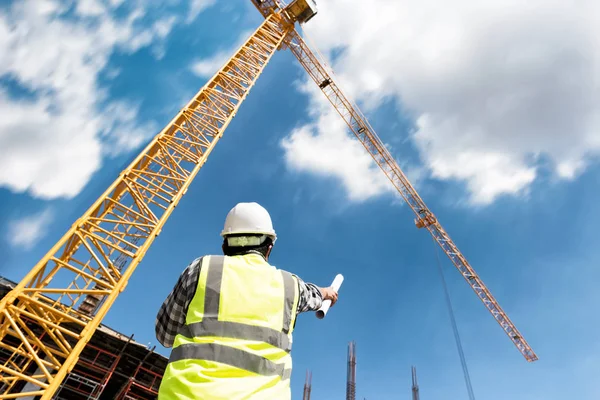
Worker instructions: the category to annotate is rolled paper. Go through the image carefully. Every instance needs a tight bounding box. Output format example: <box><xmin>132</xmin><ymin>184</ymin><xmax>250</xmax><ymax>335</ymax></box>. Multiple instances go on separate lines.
<box><xmin>316</xmin><ymin>274</ymin><xmax>344</xmax><ymax>319</ymax></box>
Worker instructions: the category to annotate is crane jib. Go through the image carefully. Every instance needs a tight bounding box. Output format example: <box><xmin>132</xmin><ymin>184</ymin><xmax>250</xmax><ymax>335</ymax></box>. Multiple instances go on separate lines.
<box><xmin>284</xmin><ymin>28</ymin><xmax>538</xmax><ymax>361</ymax></box>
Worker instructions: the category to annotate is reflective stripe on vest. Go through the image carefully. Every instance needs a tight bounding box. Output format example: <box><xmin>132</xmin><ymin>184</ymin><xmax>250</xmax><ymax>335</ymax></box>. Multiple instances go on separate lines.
<box><xmin>171</xmin><ymin>255</ymin><xmax>297</xmax><ymax>380</ymax></box>
<box><xmin>169</xmin><ymin>343</ymin><xmax>292</xmax><ymax>380</ymax></box>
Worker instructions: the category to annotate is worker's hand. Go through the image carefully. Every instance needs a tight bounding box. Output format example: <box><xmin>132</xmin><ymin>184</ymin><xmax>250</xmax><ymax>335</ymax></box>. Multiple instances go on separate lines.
<box><xmin>321</xmin><ymin>287</ymin><xmax>338</xmax><ymax>306</ymax></box>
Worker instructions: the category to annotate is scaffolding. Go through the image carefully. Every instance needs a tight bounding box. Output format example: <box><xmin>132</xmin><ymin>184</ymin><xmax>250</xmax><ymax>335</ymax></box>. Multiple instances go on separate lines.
<box><xmin>0</xmin><ymin>276</ymin><xmax>168</xmax><ymax>400</ymax></box>
<box><xmin>116</xmin><ymin>347</ymin><xmax>163</xmax><ymax>399</ymax></box>
<box><xmin>55</xmin><ymin>337</ymin><xmax>132</xmax><ymax>399</ymax></box>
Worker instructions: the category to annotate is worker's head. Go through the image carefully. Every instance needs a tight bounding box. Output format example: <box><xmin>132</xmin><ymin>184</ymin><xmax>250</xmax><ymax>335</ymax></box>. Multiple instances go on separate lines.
<box><xmin>220</xmin><ymin>202</ymin><xmax>277</xmax><ymax>260</ymax></box>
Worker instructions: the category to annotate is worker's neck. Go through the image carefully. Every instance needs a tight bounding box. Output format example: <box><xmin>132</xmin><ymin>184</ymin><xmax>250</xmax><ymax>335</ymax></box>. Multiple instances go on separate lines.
<box><xmin>226</xmin><ymin>250</ymin><xmax>268</xmax><ymax>262</ymax></box>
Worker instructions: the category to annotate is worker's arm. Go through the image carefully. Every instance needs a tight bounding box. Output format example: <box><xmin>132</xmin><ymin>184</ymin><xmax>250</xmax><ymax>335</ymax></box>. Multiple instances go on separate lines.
<box><xmin>155</xmin><ymin>257</ymin><xmax>203</xmax><ymax>348</ymax></box>
<box><xmin>294</xmin><ymin>275</ymin><xmax>338</xmax><ymax>313</ymax></box>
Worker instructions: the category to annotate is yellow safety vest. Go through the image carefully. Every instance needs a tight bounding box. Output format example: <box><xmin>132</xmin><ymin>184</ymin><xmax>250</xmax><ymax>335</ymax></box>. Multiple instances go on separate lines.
<box><xmin>158</xmin><ymin>253</ymin><xmax>300</xmax><ymax>400</ymax></box>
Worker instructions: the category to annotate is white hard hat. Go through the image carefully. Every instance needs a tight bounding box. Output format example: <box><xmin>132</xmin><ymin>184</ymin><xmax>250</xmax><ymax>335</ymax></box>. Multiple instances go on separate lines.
<box><xmin>221</xmin><ymin>202</ymin><xmax>277</xmax><ymax>243</ymax></box>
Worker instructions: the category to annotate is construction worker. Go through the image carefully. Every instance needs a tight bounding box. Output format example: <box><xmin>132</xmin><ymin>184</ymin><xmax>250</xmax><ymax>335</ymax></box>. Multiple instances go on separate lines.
<box><xmin>155</xmin><ymin>202</ymin><xmax>339</xmax><ymax>399</ymax></box>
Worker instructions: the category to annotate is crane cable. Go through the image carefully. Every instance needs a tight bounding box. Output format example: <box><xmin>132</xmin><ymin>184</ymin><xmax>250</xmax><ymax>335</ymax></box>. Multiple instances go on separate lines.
<box><xmin>431</xmin><ymin>235</ymin><xmax>476</xmax><ymax>400</ymax></box>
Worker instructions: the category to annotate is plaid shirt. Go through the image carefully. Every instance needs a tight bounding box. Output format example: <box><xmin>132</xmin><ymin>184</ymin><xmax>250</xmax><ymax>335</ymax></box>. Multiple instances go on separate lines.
<box><xmin>155</xmin><ymin>255</ymin><xmax>324</xmax><ymax>348</ymax></box>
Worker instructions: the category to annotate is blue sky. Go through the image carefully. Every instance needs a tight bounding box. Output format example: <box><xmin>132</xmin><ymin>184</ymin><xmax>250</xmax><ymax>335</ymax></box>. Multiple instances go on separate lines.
<box><xmin>1</xmin><ymin>0</ymin><xmax>600</xmax><ymax>399</ymax></box>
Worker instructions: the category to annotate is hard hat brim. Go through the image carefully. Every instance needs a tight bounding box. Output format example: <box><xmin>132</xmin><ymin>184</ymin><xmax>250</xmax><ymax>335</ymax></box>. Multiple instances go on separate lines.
<box><xmin>220</xmin><ymin>229</ymin><xmax>277</xmax><ymax>243</ymax></box>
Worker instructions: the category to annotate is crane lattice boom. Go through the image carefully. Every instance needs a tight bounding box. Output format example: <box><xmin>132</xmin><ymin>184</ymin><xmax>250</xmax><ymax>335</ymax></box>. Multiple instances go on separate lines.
<box><xmin>285</xmin><ymin>28</ymin><xmax>537</xmax><ymax>362</ymax></box>
<box><xmin>0</xmin><ymin>1</ymin><xmax>536</xmax><ymax>398</ymax></box>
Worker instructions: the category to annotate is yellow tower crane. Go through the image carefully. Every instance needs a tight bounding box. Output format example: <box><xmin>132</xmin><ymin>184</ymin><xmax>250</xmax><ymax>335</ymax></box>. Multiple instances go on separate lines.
<box><xmin>0</xmin><ymin>1</ymin><xmax>538</xmax><ymax>398</ymax></box>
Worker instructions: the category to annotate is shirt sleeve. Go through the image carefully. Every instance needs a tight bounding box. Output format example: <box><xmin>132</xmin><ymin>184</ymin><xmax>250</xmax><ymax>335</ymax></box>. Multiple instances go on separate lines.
<box><xmin>294</xmin><ymin>274</ymin><xmax>323</xmax><ymax>314</ymax></box>
<box><xmin>155</xmin><ymin>257</ymin><xmax>202</xmax><ymax>348</ymax></box>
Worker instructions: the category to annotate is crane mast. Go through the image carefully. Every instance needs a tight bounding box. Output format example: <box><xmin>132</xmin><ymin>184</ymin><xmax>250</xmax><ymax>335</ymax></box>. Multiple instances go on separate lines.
<box><xmin>0</xmin><ymin>14</ymin><xmax>290</xmax><ymax>399</ymax></box>
<box><xmin>0</xmin><ymin>1</ymin><xmax>536</xmax><ymax>398</ymax></box>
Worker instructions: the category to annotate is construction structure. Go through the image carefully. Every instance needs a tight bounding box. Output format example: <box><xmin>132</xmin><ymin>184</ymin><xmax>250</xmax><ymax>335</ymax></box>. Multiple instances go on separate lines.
<box><xmin>0</xmin><ymin>0</ymin><xmax>537</xmax><ymax>398</ymax></box>
<box><xmin>0</xmin><ymin>277</ymin><xmax>166</xmax><ymax>399</ymax></box>
<box><xmin>346</xmin><ymin>341</ymin><xmax>356</xmax><ymax>400</ymax></box>
<box><xmin>412</xmin><ymin>366</ymin><xmax>420</xmax><ymax>400</ymax></box>
<box><xmin>302</xmin><ymin>370</ymin><xmax>312</xmax><ymax>400</ymax></box>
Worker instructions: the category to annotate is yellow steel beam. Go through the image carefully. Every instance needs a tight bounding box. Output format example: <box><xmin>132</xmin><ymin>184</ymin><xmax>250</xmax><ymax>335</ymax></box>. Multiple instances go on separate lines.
<box><xmin>0</xmin><ymin>13</ymin><xmax>291</xmax><ymax>399</ymax></box>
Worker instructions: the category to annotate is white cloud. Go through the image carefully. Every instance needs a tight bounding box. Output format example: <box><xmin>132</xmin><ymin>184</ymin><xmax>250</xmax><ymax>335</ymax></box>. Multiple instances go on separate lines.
<box><xmin>76</xmin><ymin>0</ymin><xmax>105</xmax><ymax>16</ymax></box>
<box><xmin>0</xmin><ymin>0</ymin><xmax>176</xmax><ymax>199</ymax></box>
<box><xmin>0</xmin><ymin>90</ymin><xmax>102</xmax><ymax>198</ymax></box>
<box><xmin>281</xmin><ymin>82</ymin><xmax>393</xmax><ymax>202</ymax></box>
<box><xmin>191</xmin><ymin>53</ymin><xmax>229</xmax><ymax>78</ymax></box>
<box><xmin>282</xmin><ymin>0</ymin><xmax>600</xmax><ymax>204</ymax></box>
<box><xmin>187</xmin><ymin>0</ymin><xmax>216</xmax><ymax>24</ymax></box>
<box><xmin>415</xmin><ymin>115</ymin><xmax>537</xmax><ymax>204</ymax></box>
<box><xmin>191</xmin><ymin>29</ymin><xmax>253</xmax><ymax>78</ymax></box>
<box><xmin>154</xmin><ymin>15</ymin><xmax>177</xmax><ymax>39</ymax></box>
<box><xmin>7</xmin><ymin>209</ymin><xmax>54</xmax><ymax>250</ymax></box>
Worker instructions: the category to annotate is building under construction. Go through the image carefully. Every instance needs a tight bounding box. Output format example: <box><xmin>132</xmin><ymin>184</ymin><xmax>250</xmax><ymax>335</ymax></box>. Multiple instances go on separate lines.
<box><xmin>2</xmin><ymin>275</ymin><xmax>412</xmax><ymax>399</ymax></box>
<box><xmin>1</xmin><ymin>275</ymin><xmax>352</xmax><ymax>399</ymax></box>
<box><xmin>0</xmin><ymin>276</ymin><xmax>167</xmax><ymax>399</ymax></box>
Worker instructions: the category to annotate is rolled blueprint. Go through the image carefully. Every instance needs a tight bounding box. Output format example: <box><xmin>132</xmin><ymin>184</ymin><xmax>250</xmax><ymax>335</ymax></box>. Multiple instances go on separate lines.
<box><xmin>316</xmin><ymin>274</ymin><xmax>344</xmax><ymax>319</ymax></box>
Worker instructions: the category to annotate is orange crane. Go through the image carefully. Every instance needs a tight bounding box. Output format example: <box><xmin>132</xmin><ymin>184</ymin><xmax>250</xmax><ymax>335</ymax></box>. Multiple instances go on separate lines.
<box><xmin>0</xmin><ymin>1</ymin><xmax>537</xmax><ymax>398</ymax></box>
